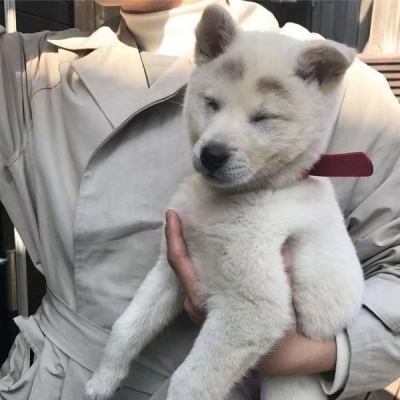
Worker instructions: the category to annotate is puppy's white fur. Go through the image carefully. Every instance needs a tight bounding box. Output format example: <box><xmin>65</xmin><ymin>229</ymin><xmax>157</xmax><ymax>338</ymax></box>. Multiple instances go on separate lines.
<box><xmin>85</xmin><ymin>6</ymin><xmax>364</xmax><ymax>400</ymax></box>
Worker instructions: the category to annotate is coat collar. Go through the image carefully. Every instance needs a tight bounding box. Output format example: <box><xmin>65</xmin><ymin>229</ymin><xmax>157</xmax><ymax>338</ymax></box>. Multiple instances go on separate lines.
<box><xmin>47</xmin><ymin>16</ymin><xmax>132</xmax><ymax>51</ymax></box>
<box><xmin>47</xmin><ymin>18</ymin><xmax>193</xmax><ymax>129</ymax></box>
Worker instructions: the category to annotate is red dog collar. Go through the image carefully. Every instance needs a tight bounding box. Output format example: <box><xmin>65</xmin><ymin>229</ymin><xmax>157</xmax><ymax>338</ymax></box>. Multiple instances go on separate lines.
<box><xmin>303</xmin><ymin>152</ymin><xmax>373</xmax><ymax>179</ymax></box>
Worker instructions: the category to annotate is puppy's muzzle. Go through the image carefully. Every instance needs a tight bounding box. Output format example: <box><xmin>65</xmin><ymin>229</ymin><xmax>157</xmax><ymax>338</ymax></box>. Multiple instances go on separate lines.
<box><xmin>200</xmin><ymin>142</ymin><xmax>230</xmax><ymax>172</ymax></box>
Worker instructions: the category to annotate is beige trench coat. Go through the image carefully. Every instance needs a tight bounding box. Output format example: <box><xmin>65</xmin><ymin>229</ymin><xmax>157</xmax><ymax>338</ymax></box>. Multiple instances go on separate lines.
<box><xmin>0</xmin><ymin>2</ymin><xmax>399</xmax><ymax>399</ymax></box>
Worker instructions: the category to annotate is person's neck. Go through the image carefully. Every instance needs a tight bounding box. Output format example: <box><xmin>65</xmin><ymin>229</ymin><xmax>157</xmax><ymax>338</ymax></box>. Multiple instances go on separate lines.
<box><xmin>121</xmin><ymin>0</ymin><xmax>200</xmax><ymax>13</ymax></box>
<box><xmin>121</xmin><ymin>0</ymin><xmax>228</xmax><ymax>56</ymax></box>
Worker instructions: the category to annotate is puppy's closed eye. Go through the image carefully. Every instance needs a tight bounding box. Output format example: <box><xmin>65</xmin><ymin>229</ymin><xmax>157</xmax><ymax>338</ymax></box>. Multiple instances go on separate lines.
<box><xmin>205</xmin><ymin>96</ymin><xmax>219</xmax><ymax>112</ymax></box>
<box><xmin>250</xmin><ymin>112</ymin><xmax>279</xmax><ymax>124</ymax></box>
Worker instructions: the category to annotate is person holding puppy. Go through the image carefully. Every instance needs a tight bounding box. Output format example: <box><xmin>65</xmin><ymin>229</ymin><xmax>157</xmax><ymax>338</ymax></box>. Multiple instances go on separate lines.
<box><xmin>1</xmin><ymin>1</ymin><xmax>399</xmax><ymax>399</ymax></box>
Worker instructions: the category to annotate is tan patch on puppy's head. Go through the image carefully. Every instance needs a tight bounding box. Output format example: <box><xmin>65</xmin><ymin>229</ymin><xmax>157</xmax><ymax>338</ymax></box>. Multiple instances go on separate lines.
<box><xmin>257</xmin><ymin>77</ymin><xmax>289</xmax><ymax>98</ymax></box>
<box><xmin>217</xmin><ymin>58</ymin><xmax>244</xmax><ymax>81</ymax></box>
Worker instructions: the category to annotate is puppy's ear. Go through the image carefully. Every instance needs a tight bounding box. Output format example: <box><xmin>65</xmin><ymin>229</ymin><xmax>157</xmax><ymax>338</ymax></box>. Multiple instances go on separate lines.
<box><xmin>296</xmin><ymin>40</ymin><xmax>356</xmax><ymax>88</ymax></box>
<box><xmin>195</xmin><ymin>5</ymin><xmax>237</xmax><ymax>66</ymax></box>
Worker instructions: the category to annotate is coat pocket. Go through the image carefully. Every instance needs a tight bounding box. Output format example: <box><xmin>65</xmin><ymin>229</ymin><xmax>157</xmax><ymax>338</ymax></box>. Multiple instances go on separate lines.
<box><xmin>363</xmin><ymin>275</ymin><xmax>400</xmax><ymax>335</ymax></box>
<box><xmin>0</xmin><ymin>316</ymin><xmax>44</xmax><ymax>397</ymax></box>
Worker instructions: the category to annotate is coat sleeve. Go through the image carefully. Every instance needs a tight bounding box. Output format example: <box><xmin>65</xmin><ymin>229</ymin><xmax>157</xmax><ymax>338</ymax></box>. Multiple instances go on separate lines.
<box><xmin>0</xmin><ymin>25</ymin><xmax>52</xmax><ymax>166</ymax></box>
<box><xmin>0</xmin><ymin>25</ymin><xmax>31</xmax><ymax>166</ymax></box>
<box><xmin>328</xmin><ymin>60</ymin><xmax>400</xmax><ymax>399</ymax></box>
<box><xmin>0</xmin><ymin>26</ymin><xmax>54</xmax><ymax>271</ymax></box>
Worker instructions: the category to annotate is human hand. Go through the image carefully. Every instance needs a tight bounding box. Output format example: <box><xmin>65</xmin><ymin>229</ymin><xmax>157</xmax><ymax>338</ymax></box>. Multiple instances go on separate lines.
<box><xmin>165</xmin><ymin>209</ymin><xmax>206</xmax><ymax>325</ymax></box>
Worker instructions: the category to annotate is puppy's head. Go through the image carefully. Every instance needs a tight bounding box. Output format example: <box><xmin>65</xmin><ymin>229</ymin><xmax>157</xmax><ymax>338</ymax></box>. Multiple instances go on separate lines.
<box><xmin>184</xmin><ymin>5</ymin><xmax>355</xmax><ymax>190</ymax></box>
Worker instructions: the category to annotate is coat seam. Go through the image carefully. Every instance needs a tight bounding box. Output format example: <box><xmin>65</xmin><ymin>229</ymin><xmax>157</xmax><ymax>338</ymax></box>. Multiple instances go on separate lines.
<box><xmin>2</xmin><ymin>126</ymin><xmax>32</xmax><ymax>168</ymax></box>
<box><xmin>18</xmin><ymin>323</ymin><xmax>40</xmax><ymax>356</ymax></box>
<box><xmin>10</xmin><ymin>133</ymin><xmax>31</xmax><ymax>164</ymax></box>
<box><xmin>30</xmin><ymin>82</ymin><xmax>61</xmax><ymax>100</ymax></box>
<box><xmin>7</xmin><ymin>145</ymin><xmax>44</xmax><ymax>270</ymax></box>
<box><xmin>0</xmin><ymin>149</ymin><xmax>9</xmax><ymax>167</ymax></box>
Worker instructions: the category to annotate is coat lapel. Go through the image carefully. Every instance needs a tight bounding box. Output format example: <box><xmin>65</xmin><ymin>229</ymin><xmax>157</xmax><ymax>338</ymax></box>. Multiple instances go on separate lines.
<box><xmin>47</xmin><ymin>22</ymin><xmax>194</xmax><ymax>130</ymax></box>
<box><xmin>69</xmin><ymin>44</ymin><xmax>148</xmax><ymax>129</ymax></box>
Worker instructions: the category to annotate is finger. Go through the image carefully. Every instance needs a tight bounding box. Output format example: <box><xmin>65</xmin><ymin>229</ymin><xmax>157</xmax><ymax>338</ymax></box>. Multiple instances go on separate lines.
<box><xmin>165</xmin><ymin>210</ymin><xmax>189</xmax><ymax>263</ymax></box>
<box><xmin>165</xmin><ymin>210</ymin><xmax>202</xmax><ymax>301</ymax></box>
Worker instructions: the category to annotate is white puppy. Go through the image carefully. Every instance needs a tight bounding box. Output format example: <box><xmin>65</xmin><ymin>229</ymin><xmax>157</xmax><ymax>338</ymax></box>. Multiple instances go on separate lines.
<box><xmin>85</xmin><ymin>5</ymin><xmax>364</xmax><ymax>400</ymax></box>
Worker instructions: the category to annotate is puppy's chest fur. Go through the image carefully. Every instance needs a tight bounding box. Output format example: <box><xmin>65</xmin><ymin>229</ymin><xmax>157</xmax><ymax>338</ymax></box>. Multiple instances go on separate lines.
<box><xmin>169</xmin><ymin>174</ymin><xmax>335</xmax><ymax>297</ymax></box>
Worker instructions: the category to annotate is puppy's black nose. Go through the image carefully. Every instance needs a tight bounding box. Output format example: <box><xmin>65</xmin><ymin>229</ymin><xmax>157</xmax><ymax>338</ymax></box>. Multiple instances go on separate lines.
<box><xmin>200</xmin><ymin>142</ymin><xmax>230</xmax><ymax>172</ymax></box>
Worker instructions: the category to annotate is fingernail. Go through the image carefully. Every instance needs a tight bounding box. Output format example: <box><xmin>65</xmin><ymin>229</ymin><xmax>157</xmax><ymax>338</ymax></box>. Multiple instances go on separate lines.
<box><xmin>165</xmin><ymin>210</ymin><xmax>171</xmax><ymax>223</ymax></box>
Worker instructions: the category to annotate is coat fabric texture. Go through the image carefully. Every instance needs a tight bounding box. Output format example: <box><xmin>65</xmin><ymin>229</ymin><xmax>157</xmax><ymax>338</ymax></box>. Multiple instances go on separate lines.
<box><xmin>0</xmin><ymin>1</ymin><xmax>400</xmax><ymax>399</ymax></box>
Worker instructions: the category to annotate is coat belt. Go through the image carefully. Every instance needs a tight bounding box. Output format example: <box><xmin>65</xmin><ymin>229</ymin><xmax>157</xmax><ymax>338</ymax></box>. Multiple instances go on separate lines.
<box><xmin>33</xmin><ymin>288</ymin><xmax>170</xmax><ymax>395</ymax></box>
<box><xmin>13</xmin><ymin>288</ymin><xmax>254</xmax><ymax>399</ymax></box>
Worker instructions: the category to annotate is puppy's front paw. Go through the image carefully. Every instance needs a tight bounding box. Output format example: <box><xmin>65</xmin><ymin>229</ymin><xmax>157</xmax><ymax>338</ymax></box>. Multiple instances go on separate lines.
<box><xmin>167</xmin><ymin>371</ymin><xmax>205</xmax><ymax>400</ymax></box>
<box><xmin>84</xmin><ymin>370</ymin><xmax>122</xmax><ymax>400</ymax></box>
